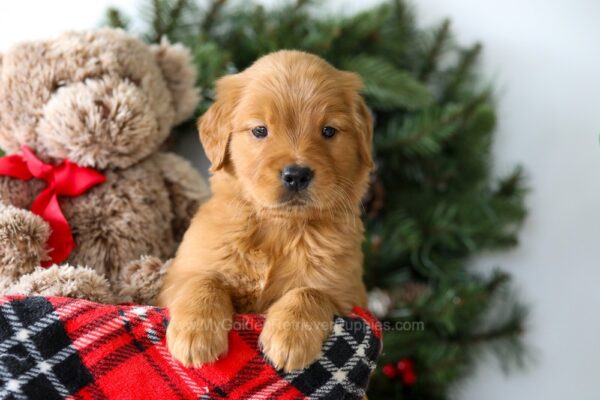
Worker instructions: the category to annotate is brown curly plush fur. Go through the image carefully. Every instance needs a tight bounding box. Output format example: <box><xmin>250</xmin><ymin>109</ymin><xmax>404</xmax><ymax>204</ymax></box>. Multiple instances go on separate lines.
<box><xmin>0</xmin><ymin>29</ymin><xmax>208</xmax><ymax>303</ymax></box>
<box><xmin>0</xmin><ymin>205</ymin><xmax>50</xmax><ymax>279</ymax></box>
<box><xmin>4</xmin><ymin>265</ymin><xmax>114</xmax><ymax>304</ymax></box>
<box><xmin>118</xmin><ymin>257</ymin><xmax>172</xmax><ymax>305</ymax></box>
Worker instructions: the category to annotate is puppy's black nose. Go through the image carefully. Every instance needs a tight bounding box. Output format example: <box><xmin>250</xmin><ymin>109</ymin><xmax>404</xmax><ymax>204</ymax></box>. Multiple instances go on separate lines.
<box><xmin>281</xmin><ymin>165</ymin><xmax>313</xmax><ymax>192</ymax></box>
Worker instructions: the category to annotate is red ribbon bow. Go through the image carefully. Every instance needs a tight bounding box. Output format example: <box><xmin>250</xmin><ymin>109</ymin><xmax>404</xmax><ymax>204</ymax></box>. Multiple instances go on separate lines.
<box><xmin>0</xmin><ymin>146</ymin><xmax>106</xmax><ymax>266</ymax></box>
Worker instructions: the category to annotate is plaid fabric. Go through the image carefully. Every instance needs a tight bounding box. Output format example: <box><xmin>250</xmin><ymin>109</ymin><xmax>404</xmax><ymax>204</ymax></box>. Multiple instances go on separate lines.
<box><xmin>0</xmin><ymin>297</ymin><xmax>381</xmax><ymax>400</ymax></box>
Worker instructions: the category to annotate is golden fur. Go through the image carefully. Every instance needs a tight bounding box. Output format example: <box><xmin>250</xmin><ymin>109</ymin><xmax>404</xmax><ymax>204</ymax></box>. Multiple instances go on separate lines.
<box><xmin>158</xmin><ymin>50</ymin><xmax>374</xmax><ymax>372</ymax></box>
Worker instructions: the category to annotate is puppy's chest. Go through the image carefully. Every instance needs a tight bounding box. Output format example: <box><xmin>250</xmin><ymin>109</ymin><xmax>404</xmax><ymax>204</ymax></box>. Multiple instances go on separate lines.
<box><xmin>227</xmin><ymin>248</ymin><xmax>270</xmax><ymax>313</ymax></box>
<box><xmin>226</xmin><ymin>230</ymin><xmax>333</xmax><ymax>313</ymax></box>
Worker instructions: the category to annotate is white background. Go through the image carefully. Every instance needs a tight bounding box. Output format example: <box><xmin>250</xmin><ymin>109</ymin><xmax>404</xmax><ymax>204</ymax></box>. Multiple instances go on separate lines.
<box><xmin>1</xmin><ymin>1</ymin><xmax>599</xmax><ymax>399</ymax></box>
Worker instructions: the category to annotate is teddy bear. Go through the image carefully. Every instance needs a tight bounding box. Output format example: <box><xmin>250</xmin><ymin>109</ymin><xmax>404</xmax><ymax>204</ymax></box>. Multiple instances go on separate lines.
<box><xmin>0</xmin><ymin>28</ymin><xmax>208</xmax><ymax>304</ymax></box>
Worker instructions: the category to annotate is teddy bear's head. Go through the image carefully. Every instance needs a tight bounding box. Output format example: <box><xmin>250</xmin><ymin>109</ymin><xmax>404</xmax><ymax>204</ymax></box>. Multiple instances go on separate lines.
<box><xmin>0</xmin><ymin>28</ymin><xmax>199</xmax><ymax>169</ymax></box>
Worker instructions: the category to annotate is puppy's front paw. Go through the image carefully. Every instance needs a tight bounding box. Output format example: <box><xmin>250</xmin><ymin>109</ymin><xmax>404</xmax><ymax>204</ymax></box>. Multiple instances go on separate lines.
<box><xmin>166</xmin><ymin>311</ymin><xmax>230</xmax><ymax>368</ymax></box>
<box><xmin>260</xmin><ymin>314</ymin><xmax>331</xmax><ymax>372</ymax></box>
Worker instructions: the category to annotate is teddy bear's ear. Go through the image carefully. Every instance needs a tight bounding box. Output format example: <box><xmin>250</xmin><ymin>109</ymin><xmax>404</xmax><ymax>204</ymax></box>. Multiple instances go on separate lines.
<box><xmin>150</xmin><ymin>39</ymin><xmax>200</xmax><ymax>125</ymax></box>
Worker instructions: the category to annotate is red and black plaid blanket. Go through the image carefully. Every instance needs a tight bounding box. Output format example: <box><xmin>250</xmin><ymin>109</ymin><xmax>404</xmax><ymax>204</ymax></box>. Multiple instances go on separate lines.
<box><xmin>0</xmin><ymin>296</ymin><xmax>381</xmax><ymax>399</ymax></box>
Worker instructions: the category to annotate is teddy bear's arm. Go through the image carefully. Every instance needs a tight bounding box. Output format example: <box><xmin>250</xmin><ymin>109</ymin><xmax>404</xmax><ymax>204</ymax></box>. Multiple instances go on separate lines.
<box><xmin>0</xmin><ymin>177</ymin><xmax>50</xmax><ymax>279</ymax></box>
<box><xmin>153</xmin><ymin>152</ymin><xmax>210</xmax><ymax>242</ymax></box>
<box><xmin>5</xmin><ymin>264</ymin><xmax>114</xmax><ymax>303</ymax></box>
<box><xmin>115</xmin><ymin>256</ymin><xmax>171</xmax><ymax>305</ymax></box>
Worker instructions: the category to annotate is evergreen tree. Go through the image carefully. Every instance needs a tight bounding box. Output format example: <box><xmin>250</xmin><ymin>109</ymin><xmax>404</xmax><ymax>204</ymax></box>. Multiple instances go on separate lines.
<box><xmin>104</xmin><ymin>1</ymin><xmax>529</xmax><ymax>398</ymax></box>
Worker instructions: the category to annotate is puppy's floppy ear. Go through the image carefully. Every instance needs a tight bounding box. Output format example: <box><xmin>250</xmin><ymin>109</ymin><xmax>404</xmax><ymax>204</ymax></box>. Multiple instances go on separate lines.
<box><xmin>198</xmin><ymin>74</ymin><xmax>243</xmax><ymax>172</ymax></box>
<box><xmin>355</xmin><ymin>97</ymin><xmax>374</xmax><ymax>169</ymax></box>
<box><xmin>342</xmin><ymin>71</ymin><xmax>374</xmax><ymax>169</ymax></box>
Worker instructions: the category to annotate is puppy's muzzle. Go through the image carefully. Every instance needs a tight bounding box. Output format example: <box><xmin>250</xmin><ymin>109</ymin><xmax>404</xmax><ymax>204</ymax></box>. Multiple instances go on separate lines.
<box><xmin>281</xmin><ymin>165</ymin><xmax>313</xmax><ymax>192</ymax></box>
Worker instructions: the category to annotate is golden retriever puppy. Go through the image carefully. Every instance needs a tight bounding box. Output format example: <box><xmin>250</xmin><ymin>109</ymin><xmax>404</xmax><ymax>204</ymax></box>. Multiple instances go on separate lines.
<box><xmin>158</xmin><ymin>50</ymin><xmax>373</xmax><ymax>372</ymax></box>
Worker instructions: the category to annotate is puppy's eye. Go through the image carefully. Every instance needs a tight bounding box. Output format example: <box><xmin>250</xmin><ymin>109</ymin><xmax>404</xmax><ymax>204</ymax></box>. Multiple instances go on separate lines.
<box><xmin>322</xmin><ymin>126</ymin><xmax>337</xmax><ymax>139</ymax></box>
<box><xmin>252</xmin><ymin>126</ymin><xmax>268</xmax><ymax>138</ymax></box>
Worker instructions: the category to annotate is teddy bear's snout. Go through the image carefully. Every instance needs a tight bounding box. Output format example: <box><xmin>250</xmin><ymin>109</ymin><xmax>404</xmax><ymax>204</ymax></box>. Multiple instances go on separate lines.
<box><xmin>37</xmin><ymin>77</ymin><xmax>164</xmax><ymax>169</ymax></box>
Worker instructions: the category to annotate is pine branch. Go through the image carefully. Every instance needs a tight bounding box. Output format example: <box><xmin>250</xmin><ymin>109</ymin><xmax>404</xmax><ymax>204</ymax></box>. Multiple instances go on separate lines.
<box><xmin>164</xmin><ymin>0</ymin><xmax>188</xmax><ymax>38</ymax></box>
<box><xmin>376</xmin><ymin>105</ymin><xmax>462</xmax><ymax>153</ymax></box>
<box><xmin>343</xmin><ymin>55</ymin><xmax>432</xmax><ymax>110</ymax></box>
<box><xmin>442</xmin><ymin>43</ymin><xmax>482</xmax><ymax>101</ymax></box>
<box><xmin>149</xmin><ymin>0</ymin><xmax>188</xmax><ymax>42</ymax></box>
<box><xmin>201</xmin><ymin>0</ymin><xmax>227</xmax><ymax>35</ymax></box>
<box><xmin>496</xmin><ymin>166</ymin><xmax>526</xmax><ymax>197</ymax></box>
<box><xmin>451</xmin><ymin>318</ymin><xmax>525</xmax><ymax>345</ymax></box>
<box><xmin>419</xmin><ymin>19</ymin><xmax>450</xmax><ymax>81</ymax></box>
<box><xmin>150</xmin><ymin>0</ymin><xmax>164</xmax><ymax>41</ymax></box>
<box><xmin>484</xmin><ymin>271</ymin><xmax>511</xmax><ymax>293</ymax></box>
<box><xmin>105</xmin><ymin>8</ymin><xmax>130</xmax><ymax>29</ymax></box>
<box><xmin>294</xmin><ymin>0</ymin><xmax>312</xmax><ymax>9</ymax></box>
